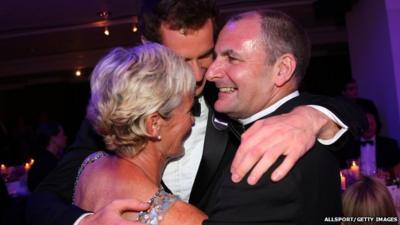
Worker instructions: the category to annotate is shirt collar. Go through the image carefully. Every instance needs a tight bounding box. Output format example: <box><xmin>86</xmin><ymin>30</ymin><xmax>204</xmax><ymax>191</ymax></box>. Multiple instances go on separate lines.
<box><xmin>239</xmin><ymin>91</ymin><xmax>299</xmax><ymax>125</ymax></box>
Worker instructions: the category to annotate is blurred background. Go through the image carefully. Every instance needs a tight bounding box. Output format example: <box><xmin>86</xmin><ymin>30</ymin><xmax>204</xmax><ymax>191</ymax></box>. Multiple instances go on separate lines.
<box><xmin>0</xmin><ymin>0</ymin><xmax>399</xmax><ymax>165</ymax></box>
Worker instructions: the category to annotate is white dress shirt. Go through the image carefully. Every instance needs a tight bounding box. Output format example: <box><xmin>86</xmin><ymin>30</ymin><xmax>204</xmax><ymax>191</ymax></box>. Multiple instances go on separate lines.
<box><xmin>162</xmin><ymin>95</ymin><xmax>209</xmax><ymax>202</ymax></box>
<box><xmin>360</xmin><ymin>136</ymin><xmax>377</xmax><ymax>176</ymax></box>
<box><xmin>238</xmin><ymin>91</ymin><xmax>348</xmax><ymax>145</ymax></box>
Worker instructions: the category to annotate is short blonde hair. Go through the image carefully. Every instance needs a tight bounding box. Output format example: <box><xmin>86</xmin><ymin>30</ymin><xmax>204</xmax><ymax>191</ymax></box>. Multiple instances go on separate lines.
<box><xmin>87</xmin><ymin>43</ymin><xmax>195</xmax><ymax>157</ymax></box>
<box><xmin>342</xmin><ymin>176</ymin><xmax>397</xmax><ymax>225</ymax></box>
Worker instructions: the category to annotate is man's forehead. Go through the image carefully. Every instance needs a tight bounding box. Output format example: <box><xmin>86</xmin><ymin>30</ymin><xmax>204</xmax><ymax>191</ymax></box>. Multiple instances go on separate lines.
<box><xmin>160</xmin><ymin>19</ymin><xmax>214</xmax><ymax>60</ymax></box>
<box><xmin>216</xmin><ymin>18</ymin><xmax>261</xmax><ymax>52</ymax></box>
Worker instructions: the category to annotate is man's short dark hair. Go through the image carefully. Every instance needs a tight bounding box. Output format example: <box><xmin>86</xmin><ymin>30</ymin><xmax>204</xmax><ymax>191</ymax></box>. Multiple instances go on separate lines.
<box><xmin>229</xmin><ymin>10</ymin><xmax>311</xmax><ymax>80</ymax></box>
<box><xmin>139</xmin><ymin>0</ymin><xmax>218</xmax><ymax>43</ymax></box>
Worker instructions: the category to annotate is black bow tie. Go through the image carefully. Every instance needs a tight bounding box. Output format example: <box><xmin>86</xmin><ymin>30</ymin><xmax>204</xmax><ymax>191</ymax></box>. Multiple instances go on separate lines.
<box><xmin>361</xmin><ymin>140</ymin><xmax>374</xmax><ymax>146</ymax></box>
<box><xmin>191</xmin><ymin>98</ymin><xmax>201</xmax><ymax>117</ymax></box>
<box><xmin>228</xmin><ymin>120</ymin><xmax>245</xmax><ymax>141</ymax></box>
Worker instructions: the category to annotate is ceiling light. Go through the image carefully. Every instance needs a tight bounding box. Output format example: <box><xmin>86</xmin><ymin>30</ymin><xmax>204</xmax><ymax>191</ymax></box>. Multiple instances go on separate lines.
<box><xmin>104</xmin><ymin>27</ymin><xmax>110</xmax><ymax>36</ymax></box>
<box><xmin>98</xmin><ymin>11</ymin><xmax>110</xmax><ymax>18</ymax></box>
<box><xmin>99</xmin><ymin>11</ymin><xmax>111</xmax><ymax>36</ymax></box>
<box><xmin>132</xmin><ymin>25</ymin><xmax>138</xmax><ymax>32</ymax></box>
<box><xmin>75</xmin><ymin>69</ymin><xmax>82</xmax><ymax>77</ymax></box>
<box><xmin>132</xmin><ymin>16</ymin><xmax>139</xmax><ymax>33</ymax></box>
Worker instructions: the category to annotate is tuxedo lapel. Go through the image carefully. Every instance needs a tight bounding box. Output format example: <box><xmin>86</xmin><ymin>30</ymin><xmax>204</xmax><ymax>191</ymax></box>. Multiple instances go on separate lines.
<box><xmin>189</xmin><ymin>109</ymin><xmax>229</xmax><ymax>205</ymax></box>
<box><xmin>189</xmin><ymin>94</ymin><xmax>306</xmax><ymax>205</ymax></box>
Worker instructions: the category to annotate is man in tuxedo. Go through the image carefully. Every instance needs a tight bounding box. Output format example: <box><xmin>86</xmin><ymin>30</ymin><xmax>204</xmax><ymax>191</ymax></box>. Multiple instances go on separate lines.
<box><xmin>202</xmin><ymin>10</ymin><xmax>342</xmax><ymax>224</ymax></box>
<box><xmin>342</xmin><ymin>78</ymin><xmax>381</xmax><ymax>133</ymax></box>
<box><xmin>343</xmin><ymin>112</ymin><xmax>400</xmax><ymax>176</ymax></box>
<box><xmin>26</xmin><ymin>1</ymin><xmax>365</xmax><ymax>225</ymax></box>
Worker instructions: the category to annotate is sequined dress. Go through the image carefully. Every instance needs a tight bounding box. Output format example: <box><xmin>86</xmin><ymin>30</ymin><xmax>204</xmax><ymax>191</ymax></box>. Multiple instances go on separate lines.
<box><xmin>73</xmin><ymin>151</ymin><xmax>179</xmax><ymax>225</ymax></box>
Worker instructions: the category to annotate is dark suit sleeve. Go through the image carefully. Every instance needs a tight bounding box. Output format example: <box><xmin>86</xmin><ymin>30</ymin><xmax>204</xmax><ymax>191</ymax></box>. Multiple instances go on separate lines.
<box><xmin>26</xmin><ymin>148</ymin><xmax>94</xmax><ymax>225</ymax></box>
<box><xmin>27</xmin><ymin>152</ymin><xmax>58</xmax><ymax>191</ymax></box>
<box><xmin>26</xmin><ymin>191</ymin><xmax>88</xmax><ymax>225</ymax></box>
<box><xmin>301</xmin><ymin>93</ymin><xmax>368</xmax><ymax>137</ymax></box>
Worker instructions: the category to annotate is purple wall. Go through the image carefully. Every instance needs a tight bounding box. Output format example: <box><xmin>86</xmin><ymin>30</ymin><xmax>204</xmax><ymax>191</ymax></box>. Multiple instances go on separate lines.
<box><xmin>347</xmin><ymin>0</ymin><xmax>400</xmax><ymax>141</ymax></box>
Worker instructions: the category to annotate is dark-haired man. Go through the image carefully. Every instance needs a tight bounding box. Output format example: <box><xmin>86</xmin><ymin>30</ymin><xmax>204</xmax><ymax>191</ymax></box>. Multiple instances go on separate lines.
<box><xmin>26</xmin><ymin>1</ymin><xmax>365</xmax><ymax>225</ymax></box>
<box><xmin>202</xmin><ymin>10</ymin><xmax>342</xmax><ymax>224</ymax></box>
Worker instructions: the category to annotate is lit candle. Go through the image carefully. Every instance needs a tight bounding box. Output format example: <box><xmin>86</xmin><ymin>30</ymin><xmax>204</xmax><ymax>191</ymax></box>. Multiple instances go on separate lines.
<box><xmin>350</xmin><ymin>160</ymin><xmax>360</xmax><ymax>179</ymax></box>
<box><xmin>24</xmin><ymin>162</ymin><xmax>31</xmax><ymax>171</ymax></box>
<box><xmin>0</xmin><ymin>164</ymin><xmax>6</xmax><ymax>173</ymax></box>
<box><xmin>29</xmin><ymin>158</ymin><xmax>35</xmax><ymax>166</ymax></box>
<box><xmin>340</xmin><ymin>172</ymin><xmax>346</xmax><ymax>190</ymax></box>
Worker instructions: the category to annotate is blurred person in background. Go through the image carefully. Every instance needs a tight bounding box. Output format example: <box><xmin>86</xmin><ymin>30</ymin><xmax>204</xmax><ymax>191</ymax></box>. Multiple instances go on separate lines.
<box><xmin>341</xmin><ymin>78</ymin><xmax>381</xmax><ymax>133</ymax></box>
<box><xmin>340</xmin><ymin>111</ymin><xmax>400</xmax><ymax>179</ymax></box>
<box><xmin>27</xmin><ymin>121</ymin><xmax>67</xmax><ymax>191</ymax></box>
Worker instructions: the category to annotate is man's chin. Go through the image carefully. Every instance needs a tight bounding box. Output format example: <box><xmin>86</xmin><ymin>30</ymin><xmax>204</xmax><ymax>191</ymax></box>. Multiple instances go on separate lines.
<box><xmin>215</xmin><ymin>102</ymin><xmax>232</xmax><ymax>115</ymax></box>
<box><xmin>215</xmin><ymin>103</ymin><xmax>244</xmax><ymax>119</ymax></box>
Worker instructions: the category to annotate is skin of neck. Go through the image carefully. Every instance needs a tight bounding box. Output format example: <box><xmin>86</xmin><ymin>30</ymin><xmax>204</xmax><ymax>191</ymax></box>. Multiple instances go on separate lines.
<box><xmin>240</xmin><ymin>81</ymin><xmax>298</xmax><ymax>120</ymax></box>
<box><xmin>119</xmin><ymin>143</ymin><xmax>167</xmax><ymax>186</ymax></box>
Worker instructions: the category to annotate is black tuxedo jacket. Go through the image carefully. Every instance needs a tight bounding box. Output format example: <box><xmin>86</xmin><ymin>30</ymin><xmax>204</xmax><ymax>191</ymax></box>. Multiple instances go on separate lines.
<box><xmin>26</xmin><ymin>88</ymin><xmax>363</xmax><ymax>225</ymax></box>
<box><xmin>202</xmin><ymin>94</ymin><xmax>343</xmax><ymax>225</ymax></box>
<box><xmin>340</xmin><ymin>135</ymin><xmax>400</xmax><ymax>170</ymax></box>
<box><xmin>27</xmin><ymin>150</ymin><xmax>60</xmax><ymax>192</ymax></box>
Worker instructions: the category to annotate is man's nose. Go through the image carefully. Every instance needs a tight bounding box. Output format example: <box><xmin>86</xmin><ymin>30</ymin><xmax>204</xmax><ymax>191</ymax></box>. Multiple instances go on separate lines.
<box><xmin>189</xmin><ymin>60</ymin><xmax>206</xmax><ymax>82</ymax></box>
<box><xmin>205</xmin><ymin>60</ymin><xmax>223</xmax><ymax>81</ymax></box>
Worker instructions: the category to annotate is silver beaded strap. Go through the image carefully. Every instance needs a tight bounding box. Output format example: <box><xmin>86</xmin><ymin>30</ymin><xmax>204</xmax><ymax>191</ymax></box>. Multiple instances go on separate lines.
<box><xmin>72</xmin><ymin>151</ymin><xmax>108</xmax><ymax>204</ymax></box>
<box><xmin>137</xmin><ymin>188</ymin><xmax>179</xmax><ymax>225</ymax></box>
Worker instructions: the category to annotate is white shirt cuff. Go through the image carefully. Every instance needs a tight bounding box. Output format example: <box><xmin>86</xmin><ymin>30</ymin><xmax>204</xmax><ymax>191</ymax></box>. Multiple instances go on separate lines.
<box><xmin>74</xmin><ymin>213</ymin><xmax>94</xmax><ymax>225</ymax></box>
<box><xmin>307</xmin><ymin>105</ymin><xmax>348</xmax><ymax>145</ymax></box>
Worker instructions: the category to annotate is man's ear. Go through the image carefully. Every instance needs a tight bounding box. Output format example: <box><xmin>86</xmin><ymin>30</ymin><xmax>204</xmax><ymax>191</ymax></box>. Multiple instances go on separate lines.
<box><xmin>145</xmin><ymin>112</ymin><xmax>161</xmax><ymax>136</ymax></box>
<box><xmin>273</xmin><ymin>53</ymin><xmax>296</xmax><ymax>87</ymax></box>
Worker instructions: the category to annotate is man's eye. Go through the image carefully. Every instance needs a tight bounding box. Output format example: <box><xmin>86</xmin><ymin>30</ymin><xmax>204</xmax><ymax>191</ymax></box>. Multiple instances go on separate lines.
<box><xmin>199</xmin><ymin>53</ymin><xmax>214</xmax><ymax>60</ymax></box>
<box><xmin>228</xmin><ymin>56</ymin><xmax>237</xmax><ymax>62</ymax></box>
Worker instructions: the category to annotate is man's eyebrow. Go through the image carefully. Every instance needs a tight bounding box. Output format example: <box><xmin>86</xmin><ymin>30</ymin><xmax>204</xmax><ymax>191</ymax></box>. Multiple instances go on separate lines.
<box><xmin>185</xmin><ymin>47</ymin><xmax>215</xmax><ymax>61</ymax></box>
<box><xmin>198</xmin><ymin>47</ymin><xmax>214</xmax><ymax>59</ymax></box>
<box><xmin>220</xmin><ymin>49</ymin><xmax>239</xmax><ymax>58</ymax></box>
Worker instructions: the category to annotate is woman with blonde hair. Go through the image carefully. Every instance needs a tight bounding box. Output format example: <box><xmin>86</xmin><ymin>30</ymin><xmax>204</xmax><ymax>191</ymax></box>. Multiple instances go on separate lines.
<box><xmin>342</xmin><ymin>176</ymin><xmax>398</xmax><ymax>225</ymax></box>
<box><xmin>73</xmin><ymin>43</ymin><xmax>207</xmax><ymax>224</ymax></box>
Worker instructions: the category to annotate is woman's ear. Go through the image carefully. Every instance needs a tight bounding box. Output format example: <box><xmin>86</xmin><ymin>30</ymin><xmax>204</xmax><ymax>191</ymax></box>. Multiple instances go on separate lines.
<box><xmin>145</xmin><ymin>112</ymin><xmax>161</xmax><ymax>137</ymax></box>
<box><xmin>273</xmin><ymin>53</ymin><xmax>296</xmax><ymax>87</ymax></box>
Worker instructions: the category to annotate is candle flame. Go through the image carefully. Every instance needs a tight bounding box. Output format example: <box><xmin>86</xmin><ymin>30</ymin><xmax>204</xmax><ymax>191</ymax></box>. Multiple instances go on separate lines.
<box><xmin>24</xmin><ymin>163</ymin><xmax>31</xmax><ymax>170</ymax></box>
